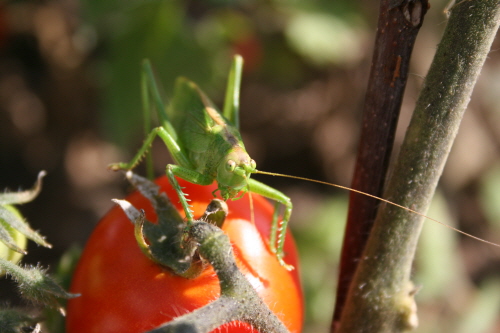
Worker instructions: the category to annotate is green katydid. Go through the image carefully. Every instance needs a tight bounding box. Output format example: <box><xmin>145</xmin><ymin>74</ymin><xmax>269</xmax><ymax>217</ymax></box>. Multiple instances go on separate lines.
<box><xmin>110</xmin><ymin>55</ymin><xmax>294</xmax><ymax>269</ymax></box>
<box><xmin>110</xmin><ymin>55</ymin><xmax>500</xmax><ymax>270</ymax></box>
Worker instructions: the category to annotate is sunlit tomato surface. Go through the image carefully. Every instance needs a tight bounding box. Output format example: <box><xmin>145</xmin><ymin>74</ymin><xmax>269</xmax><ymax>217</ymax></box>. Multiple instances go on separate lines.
<box><xmin>66</xmin><ymin>177</ymin><xmax>303</xmax><ymax>333</ymax></box>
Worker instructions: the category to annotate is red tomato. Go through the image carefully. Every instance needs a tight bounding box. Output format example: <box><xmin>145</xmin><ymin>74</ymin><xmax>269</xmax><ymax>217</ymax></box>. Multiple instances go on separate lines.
<box><xmin>66</xmin><ymin>177</ymin><xmax>303</xmax><ymax>333</ymax></box>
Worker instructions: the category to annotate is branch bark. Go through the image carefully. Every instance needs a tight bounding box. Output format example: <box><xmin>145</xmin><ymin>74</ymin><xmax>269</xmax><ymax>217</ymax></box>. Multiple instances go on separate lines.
<box><xmin>333</xmin><ymin>0</ymin><xmax>428</xmax><ymax>329</ymax></box>
<box><xmin>338</xmin><ymin>1</ymin><xmax>500</xmax><ymax>332</ymax></box>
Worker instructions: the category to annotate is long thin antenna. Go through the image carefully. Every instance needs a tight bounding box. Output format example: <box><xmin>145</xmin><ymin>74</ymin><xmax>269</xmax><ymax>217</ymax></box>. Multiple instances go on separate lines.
<box><xmin>255</xmin><ymin>170</ymin><xmax>500</xmax><ymax>248</ymax></box>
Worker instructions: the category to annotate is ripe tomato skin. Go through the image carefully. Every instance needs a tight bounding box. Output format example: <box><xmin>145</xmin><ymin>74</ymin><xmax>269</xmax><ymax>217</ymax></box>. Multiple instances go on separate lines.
<box><xmin>66</xmin><ymin>177</ymin><xmax>303</xmax><ymax>333</ymax></box>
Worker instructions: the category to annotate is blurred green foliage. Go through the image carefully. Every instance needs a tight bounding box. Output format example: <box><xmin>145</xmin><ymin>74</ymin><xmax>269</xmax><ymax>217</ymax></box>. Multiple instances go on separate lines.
<box><xmin>294</xmin><ymin>195</ymin><xmax>346</xmax><ymax>330</ymax></box>
<box><xmin>83</xmin><ymin>0</ymin><xmax>213</xmax><ymax>145</ymax></box>
<box><xmin>81</xmin><ymin>0</ymin><xmax>367</xmax><ymax>146</ymax></box>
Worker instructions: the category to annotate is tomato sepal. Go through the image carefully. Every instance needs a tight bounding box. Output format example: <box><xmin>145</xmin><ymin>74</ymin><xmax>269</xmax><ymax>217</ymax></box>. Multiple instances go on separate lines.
<box><xmin>115</xmin><ymin>172</ymin><xmax>204</xmax><ymax>277</ymax></box>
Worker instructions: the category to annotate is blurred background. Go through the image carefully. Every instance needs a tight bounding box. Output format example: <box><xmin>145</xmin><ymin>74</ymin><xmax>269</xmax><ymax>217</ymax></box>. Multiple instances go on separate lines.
<box><xmin>1</xmin><ymin>0</ymin><xmax>500</xmax><ymax>332</ymax></box>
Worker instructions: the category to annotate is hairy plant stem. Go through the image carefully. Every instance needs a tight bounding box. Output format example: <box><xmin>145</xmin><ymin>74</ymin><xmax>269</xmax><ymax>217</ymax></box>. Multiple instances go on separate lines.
<box><xmin>147</xmin><ymin>221</ymin><xmax>289</xmax><ymax>333</ymax></box>
<box><xmin>338</xmin><ymin>1</ymin><xmax>500</xmax><ymax>332</ymax></box>
<box><xmin>333</xmin><ymin>0</ymin><xmax>428</xmax><ymax>329</ymax></box>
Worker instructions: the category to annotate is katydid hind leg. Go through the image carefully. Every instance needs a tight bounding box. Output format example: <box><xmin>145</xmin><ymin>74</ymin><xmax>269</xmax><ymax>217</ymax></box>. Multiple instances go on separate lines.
<box><xmin>141</xmin><ymin>63</ymin><xmax>200</xmax><ymax>169</ymax></box>
<box><xmin>109</xmin><ymin>127</ymin><xmax>193</xmax><ymax>172</ymax></box>
<box><xmin>222</xmin><ymin>55</ymin><xmax>244</xmax><ymax>129</ymax></box>
<box><xmin>112</xmin><ymin>60</ymin><xmax>193</xmax><ymax>173</ymax></box>
<box><xmin>142</xmin><ymin>59</ymin><xmax>178</xmax><ymax>140</ymax></box>
<box><xmin>247</xmin><ymin>178</ymin><xmax>293</xmax><ymax>268</ymax></box>
<box><xmin>269</xmin><ymin>202</ymin><xmax>281</xmax><ymax>253</ymax></box>
<box><xmin>141</xmin><ymin>59</ymin><xmax>154</xmax><ymax>178</ymax></box>
<box><xmin>166</xmin><ymin>164</ymin><xmax>215</xmax><ymax>224</ymax></box>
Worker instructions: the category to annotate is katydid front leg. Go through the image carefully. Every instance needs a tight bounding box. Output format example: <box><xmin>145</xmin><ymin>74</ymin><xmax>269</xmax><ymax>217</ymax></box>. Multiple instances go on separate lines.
<box><xmin>166</xmin><ymin>164</ymin><xmax>214</xmax><ymax>224</ymax></box>
<box><xmin>110</xmin><ymin>127</ymin><xmax>193</xmax><ymax>171</ymax></box>
<box><xmin>109</xmin><ymin>126</ymin><xmax>209</xmax><ymax>223</ymax></box>
<box><xmin>247</xmin><ymin>178</ymin><xmax>293</xmax><ymax>269</ymax></box>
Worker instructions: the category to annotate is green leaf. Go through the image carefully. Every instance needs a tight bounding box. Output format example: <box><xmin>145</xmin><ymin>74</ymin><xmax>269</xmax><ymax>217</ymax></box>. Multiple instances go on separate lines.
<box><xmin>0</xmin><ymin>206</ymin><xmax>28</xmax><ymax>275</ymax></box>
<box><xmin>0</xmin><ymin>258</ymin><xmax>78</xmax><ymax>315</ymax></box>
<box><xmin>0</xmin><ymin>208</ymin><xmax>27</xmax><ymax>255</ymax></box>
<box><xmin>0</xmin><ymin>205</ymin><xmax>51</xmax><ymax>249</ymax></box>
<box><xmin>0</xmin><ymin>171</ymin><xmax>46</xmax><ymax>205</ymax></box>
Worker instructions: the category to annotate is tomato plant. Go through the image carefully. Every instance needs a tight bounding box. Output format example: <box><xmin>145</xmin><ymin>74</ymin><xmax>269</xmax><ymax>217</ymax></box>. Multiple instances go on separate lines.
<box><xmin>66</xmin><ymin>176</ymin><xmax>303</xmax><ymax>333</ymax></box>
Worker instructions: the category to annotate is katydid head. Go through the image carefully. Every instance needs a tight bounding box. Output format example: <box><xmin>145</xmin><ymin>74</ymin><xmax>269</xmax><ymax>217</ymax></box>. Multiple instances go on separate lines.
<box><xmin>216</xmin><ymin>148</ymin><xmax>256</xmax><ymax>200</ymax></box>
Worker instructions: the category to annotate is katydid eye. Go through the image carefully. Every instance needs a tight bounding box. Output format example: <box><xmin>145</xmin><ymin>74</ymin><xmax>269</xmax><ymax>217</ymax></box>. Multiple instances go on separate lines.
<box><xmin>226</xmin><ymin>160</ymin><xmax>236</xmax><ymax>172</ymax></box>
<box><xmin>250</xmin><ymin>159</ymin><xmax>256</xmax><ymax>170</ymax></box>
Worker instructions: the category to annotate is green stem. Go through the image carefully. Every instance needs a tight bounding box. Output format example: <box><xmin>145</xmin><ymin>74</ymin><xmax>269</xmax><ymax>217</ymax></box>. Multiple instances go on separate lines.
<box><xmin>338</xmin><ymin>1</ymin><xmax>500</xmax><ymax>332</ymax></box>
<box><xmin>147</xmin><ymin>222</ymin><xmax>289</xmax><ymax>333</ymax></box>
